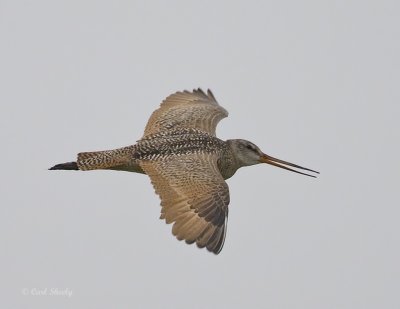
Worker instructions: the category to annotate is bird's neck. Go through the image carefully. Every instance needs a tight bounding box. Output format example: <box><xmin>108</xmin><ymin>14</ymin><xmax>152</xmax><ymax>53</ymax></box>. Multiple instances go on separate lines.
<box><xmin>218</xmin><ymin>140</ymin><xmax>241</xmax><ymax>180</ymax></box>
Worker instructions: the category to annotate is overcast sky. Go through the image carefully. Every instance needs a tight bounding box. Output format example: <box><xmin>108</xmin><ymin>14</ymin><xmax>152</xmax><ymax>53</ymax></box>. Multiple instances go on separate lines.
<box><xmin>1</xmin><ymin>1</ymin><xmax>399</xmax><ymax>308</ymax></box>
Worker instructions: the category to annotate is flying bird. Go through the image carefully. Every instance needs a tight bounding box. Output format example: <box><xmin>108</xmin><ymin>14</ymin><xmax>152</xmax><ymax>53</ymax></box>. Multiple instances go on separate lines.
<box><xmin>50</xmin><ymin>89</ymin><xmax>318</xmax><ymax>254</ymax></box>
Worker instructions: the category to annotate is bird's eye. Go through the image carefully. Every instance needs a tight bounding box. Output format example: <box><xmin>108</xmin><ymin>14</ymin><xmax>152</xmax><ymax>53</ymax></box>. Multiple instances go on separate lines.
<box><xmin>246</xmin><ymin>144</ymin><xmax>254</xmax><ymax>150</ymax></box>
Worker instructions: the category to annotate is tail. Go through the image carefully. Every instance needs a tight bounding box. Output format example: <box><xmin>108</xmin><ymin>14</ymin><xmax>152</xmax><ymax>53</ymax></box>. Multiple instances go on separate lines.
<box><xmin>49</xmin><ymin>162</ymin><xmax>79</xmax><ymax>170</ymax></box>
<box><xmin>49</xmin><ymin>146</ymin><xmax>142</xmax><ymax>172</ymax></box>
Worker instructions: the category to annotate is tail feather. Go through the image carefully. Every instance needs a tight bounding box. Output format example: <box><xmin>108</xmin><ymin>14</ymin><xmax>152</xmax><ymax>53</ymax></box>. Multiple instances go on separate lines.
<box><xmin>49</xmin><ymin>162</ymin><xmax>79</xmax><ymax>170</ymax></box>
<box><xmin>77</xmin><ymin>147</ymin><xmax>133</xmax><ymax>171</ymax></box>
<box><xmin>49</xmin><ymin>146</ymin><xmax>143</xmax><ymax>173</ymax></box>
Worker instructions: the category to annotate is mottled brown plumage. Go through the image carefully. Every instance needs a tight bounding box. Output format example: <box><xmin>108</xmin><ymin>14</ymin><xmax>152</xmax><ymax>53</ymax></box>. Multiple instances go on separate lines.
<box><xmin>50</xmin><ymin>88</ymin><xmax>318</xmax><ymax>254</ymax></box>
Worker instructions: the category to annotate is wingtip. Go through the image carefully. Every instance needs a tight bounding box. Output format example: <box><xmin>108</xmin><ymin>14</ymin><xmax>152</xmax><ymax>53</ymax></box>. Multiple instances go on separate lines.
<box><xmin>193</xmin><ymin>88</ymin><xmax>206</xmax><ymax>95</ymax></box>
<box><xmin>207</xmin><ymin>89</ymin><xmax>216</xmax><ymax>101</ymax></box>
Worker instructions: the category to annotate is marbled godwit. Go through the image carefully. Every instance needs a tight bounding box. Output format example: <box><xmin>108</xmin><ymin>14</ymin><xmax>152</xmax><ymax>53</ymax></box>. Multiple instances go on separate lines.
<box><xmin>50</xmin><ymin>89</ymin><xmax>318</xmax><ymax>254</ymax></box>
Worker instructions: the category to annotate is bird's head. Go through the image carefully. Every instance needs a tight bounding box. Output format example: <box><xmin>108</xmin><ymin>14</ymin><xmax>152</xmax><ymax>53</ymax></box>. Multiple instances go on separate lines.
<box><xmin>228</xmin><ymin>139</ymin><xmax>319</xmax><ymax>177</ymax></box>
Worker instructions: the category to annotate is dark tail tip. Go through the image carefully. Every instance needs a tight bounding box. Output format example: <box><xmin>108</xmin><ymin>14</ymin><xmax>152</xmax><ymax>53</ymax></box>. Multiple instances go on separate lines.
<box><xmin>49</xmin><ymin>162</ymin><xmax>79</xmax><ymax>170</ymax></box>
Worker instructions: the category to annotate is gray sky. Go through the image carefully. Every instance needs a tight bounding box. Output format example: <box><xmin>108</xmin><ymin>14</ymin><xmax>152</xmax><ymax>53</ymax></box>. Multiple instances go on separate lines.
<box><xmin>1</xmin><ymin>0</ymin><xmax>399</xmax><ymax>308</ymax></box>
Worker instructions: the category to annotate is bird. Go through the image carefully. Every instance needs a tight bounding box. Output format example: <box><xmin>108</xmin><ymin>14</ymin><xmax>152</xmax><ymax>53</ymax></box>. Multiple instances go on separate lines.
<box><xmin>50</xmin><ymin>88</ymin><xmax>319</xmax><ymax>254</ymax></box>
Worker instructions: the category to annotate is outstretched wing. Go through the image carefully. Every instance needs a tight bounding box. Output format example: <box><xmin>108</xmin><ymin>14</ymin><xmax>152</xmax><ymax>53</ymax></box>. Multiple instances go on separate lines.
<box><xmin>143</xmin><ymin>88</ymin><xmax>228</xmax><ymax>137</ymax></box>
<box><xmin>139</xmin><ymin>152</ymin><xmax>230</xmax><ymax>254</ymax></box>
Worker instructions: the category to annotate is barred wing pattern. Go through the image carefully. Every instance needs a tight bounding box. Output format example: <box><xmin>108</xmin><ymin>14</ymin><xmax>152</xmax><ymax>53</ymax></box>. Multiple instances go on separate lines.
<box><xmin>139</xmin><ymin>152</ymin><xmax>230</xmax><ymax>254</ymax></box>
<box><xmin>143</xmin><ymin>89</ymin><xmax>228</xmax><ymax>137</ymax></box>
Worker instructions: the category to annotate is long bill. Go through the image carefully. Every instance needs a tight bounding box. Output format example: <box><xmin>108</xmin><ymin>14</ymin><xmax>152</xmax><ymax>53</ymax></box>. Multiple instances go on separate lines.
<box><xmin>259</xmin><ymin>154</ymin><xmax>319</xmax><ymax>178</ymax></box>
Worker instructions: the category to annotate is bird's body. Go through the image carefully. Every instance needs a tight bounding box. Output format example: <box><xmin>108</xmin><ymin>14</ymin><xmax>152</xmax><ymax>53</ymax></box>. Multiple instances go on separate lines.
<box><xmin>50</xmin><ymin>89</ymin><xmax>318</xmax><ymax>254</ymax></box>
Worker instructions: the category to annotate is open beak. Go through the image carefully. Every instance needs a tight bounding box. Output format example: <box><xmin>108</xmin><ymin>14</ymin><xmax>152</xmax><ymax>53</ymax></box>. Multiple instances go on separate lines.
<box><xmin>259</xmin><ymin>154</ymin><xmax>319</xmax><ymax>178</ymax></box>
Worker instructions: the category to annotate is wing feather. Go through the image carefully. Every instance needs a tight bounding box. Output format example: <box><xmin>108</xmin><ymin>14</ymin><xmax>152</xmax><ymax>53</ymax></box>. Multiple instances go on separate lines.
<box><xmin>143</xmin><ymin>89</ymin><xmax>228</xmax><ymax>137</ymax></box>
<box><xmin>140</xmin><ymin>152</ymin><xmax>230</xmax><ymax>254</ymax></box>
